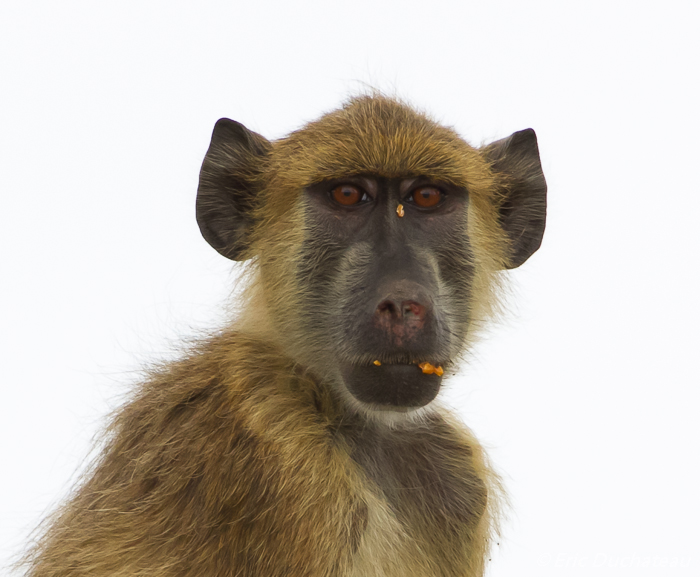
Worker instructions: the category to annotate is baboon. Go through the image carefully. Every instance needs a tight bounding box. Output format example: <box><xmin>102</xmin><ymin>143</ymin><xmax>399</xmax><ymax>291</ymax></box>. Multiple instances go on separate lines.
<box><xmin>22</xmin><ymin>95</ymin><xmax>546</xmax><ymax>577</ymax></box>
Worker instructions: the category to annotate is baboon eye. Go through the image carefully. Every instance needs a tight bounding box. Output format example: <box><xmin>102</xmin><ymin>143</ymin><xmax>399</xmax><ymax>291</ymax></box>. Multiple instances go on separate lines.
<box><xmin>410</xmin><ymin>186</ymin><xmax>443</xmax><ymax>208</ymax></box>
<box><xmin>331</xmin><ymin>184</ymin><xmax>368</xmax><ymax>206</ymax></box>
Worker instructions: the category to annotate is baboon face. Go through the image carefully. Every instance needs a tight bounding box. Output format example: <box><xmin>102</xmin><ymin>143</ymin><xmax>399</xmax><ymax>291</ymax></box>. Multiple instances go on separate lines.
<box><xmin>197</xmin><ymin>96</ymin><xmax>546</xmax><ymax>412</ymax></box>
<box><xmin>297</xmin><ymin>174</ymin><xmax>470</xmax><ymax>408</ymax></box>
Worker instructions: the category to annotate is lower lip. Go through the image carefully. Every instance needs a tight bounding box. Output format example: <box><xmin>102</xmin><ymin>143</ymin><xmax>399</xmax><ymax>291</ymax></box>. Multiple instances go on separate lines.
<box><xmin>340</xmin><ymin>364</ymin><xmax>443</xmax><ymax>408</ymax></box>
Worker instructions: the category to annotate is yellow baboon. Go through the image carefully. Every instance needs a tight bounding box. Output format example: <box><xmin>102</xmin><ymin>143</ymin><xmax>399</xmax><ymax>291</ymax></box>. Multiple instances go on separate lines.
<box><xmin>22</xmin><ymin>95</ymin><xmax>546</xmax><ymax>576</ymax></box>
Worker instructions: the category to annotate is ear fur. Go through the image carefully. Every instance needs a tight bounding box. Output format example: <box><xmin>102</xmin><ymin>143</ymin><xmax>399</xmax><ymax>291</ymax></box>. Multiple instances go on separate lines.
<box><xmin>196</xmin><ymin>119</ymin><xmax>271</xmax><ymax>260</ymax></box>
<box><xmin>482</xmin><ymin>129</ymin><xmax>547</xmax><ymax>269</ymax></box>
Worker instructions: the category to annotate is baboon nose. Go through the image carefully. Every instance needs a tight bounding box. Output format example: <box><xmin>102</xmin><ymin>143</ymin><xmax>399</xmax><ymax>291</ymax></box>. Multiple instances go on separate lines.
<box><xmin>376</xmin><ymin>299</ymin><xmax>428</xmax><ymax>322</ymax></box>
<box><xmin>373</xmin><ymin>281</ymin><xmax>433</xmax><ymax>339</ymax></box>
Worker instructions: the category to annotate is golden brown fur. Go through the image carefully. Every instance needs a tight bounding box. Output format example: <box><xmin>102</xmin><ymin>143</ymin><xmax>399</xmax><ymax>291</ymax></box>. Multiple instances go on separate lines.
<box><xmin>21</xmin><ymin>95</ymin><xmax>546</xmax><ymax>576</ymax></box>
<box><xmin>23</xmin><ymin>334</ymin><xmax>498</xmax><ymax>576</ymax></box>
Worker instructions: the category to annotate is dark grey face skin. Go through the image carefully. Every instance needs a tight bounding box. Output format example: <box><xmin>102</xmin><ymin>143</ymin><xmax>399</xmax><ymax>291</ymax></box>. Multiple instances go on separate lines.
<box><xmin>197</xmin><ymin>118</ymin><xmax>546</xmax><ymax>413</ymax></box>
<box><xmin>297</xmin><ymin>176</ymin><xmax>473</xmax><ymax>408</ymax></box>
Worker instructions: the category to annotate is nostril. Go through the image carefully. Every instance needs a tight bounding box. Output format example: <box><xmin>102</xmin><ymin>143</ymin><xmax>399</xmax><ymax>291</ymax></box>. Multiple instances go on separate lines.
<box><xmin>377</xmin><ymin>300</ymin><xmax>399</xmax><ymax>317</ymax></box>
<box><xmin>402</xmin><ymin>301</ymin><xmax>426</xmax><ymax>320</ymax></box>
<box><xmin>376</xmin><ymin>299</ymin><xmax>427</xmax><ymax>321</ymax></box>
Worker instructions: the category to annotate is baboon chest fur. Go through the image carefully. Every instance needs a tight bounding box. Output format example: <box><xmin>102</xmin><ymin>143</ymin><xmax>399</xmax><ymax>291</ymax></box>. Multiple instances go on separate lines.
<box><xmin>24</xmin><ymin>96</ymin><xmax>546</xmax><ymax>577</ymax></box>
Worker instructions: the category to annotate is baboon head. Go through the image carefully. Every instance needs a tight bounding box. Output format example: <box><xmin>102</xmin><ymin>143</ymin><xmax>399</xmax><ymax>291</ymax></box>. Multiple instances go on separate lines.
<box><xmin>197</xmin><ymin>96</ymin><xmax>546</xmax><ymax>415</ymax></box>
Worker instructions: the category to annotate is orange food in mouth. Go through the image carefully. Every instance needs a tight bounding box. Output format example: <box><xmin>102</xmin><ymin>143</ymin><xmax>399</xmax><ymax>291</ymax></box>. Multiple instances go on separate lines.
<box><xmin>418</xmin><ymin>362</ymin><xmax>444</xmax><ymax>376</ymax></box>
<box><xmin>370</xmin><ymin>360</ymin><xmax>443</xmax><ymax>376</ymax></box>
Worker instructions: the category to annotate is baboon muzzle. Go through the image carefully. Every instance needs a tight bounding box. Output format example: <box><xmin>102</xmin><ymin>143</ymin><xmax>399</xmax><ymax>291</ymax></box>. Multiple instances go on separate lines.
<box><xmin>338</xmin><ymin>279</ymin><xmax>444</xmax><ymax>408</ymax></box>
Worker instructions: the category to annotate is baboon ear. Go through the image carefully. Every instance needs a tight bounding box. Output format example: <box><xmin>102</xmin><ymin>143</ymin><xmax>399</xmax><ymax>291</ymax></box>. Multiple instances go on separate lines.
<box><xmin>196</xmin><ymin>119</ymin><xmax>271</xmax><ymax>260</ymax></box>
<box><xmin>482</xmin><ymin>129</ymin><xmax>547</xmax><ymax>269</ymax></box>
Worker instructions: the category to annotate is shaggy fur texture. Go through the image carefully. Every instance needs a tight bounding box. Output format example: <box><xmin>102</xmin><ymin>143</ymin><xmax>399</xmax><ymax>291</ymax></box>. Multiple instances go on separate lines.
<box><xmin>21</xmin><ymin>95</ymin><xmax>546</xmax><ymax>577</ymax></box>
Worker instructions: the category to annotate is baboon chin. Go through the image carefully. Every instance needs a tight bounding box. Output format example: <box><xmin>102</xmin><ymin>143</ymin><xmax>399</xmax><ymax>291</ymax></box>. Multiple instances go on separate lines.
<box><xmin>24</xmin><ymin>95</ymin><xmax>546</xmax><ymax>577</ymax></box>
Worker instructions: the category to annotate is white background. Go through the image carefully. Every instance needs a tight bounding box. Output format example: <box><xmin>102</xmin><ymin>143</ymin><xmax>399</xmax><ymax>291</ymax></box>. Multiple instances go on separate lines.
<box><xmin>1</xmin><ymin>1</ymin><xmax>698</xmax><ymax>575</ymax></box>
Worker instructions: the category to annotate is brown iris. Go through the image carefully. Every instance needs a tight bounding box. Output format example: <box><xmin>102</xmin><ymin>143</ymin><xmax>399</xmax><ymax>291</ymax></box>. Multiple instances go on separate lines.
<box><xmin>412</xmin><ymin>186</ymin><xmax>442</xmax><ymax>208</ymax></box>
<box><xmin>331</xmin><ymin>184</ymin><xmax>363</xmax><ymax>206</ymax></box>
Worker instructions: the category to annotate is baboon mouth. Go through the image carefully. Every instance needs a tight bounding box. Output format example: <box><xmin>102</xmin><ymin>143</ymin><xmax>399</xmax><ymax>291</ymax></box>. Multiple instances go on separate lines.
<box><xmin>372</xmin><ymin>360</ymin><xmax>444</xmax><ymax>376</ymax></box>
<box><xmin>340</xmin><ymin>362</ymin><xmax>443</xmax><ymax>408</ymax></box>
